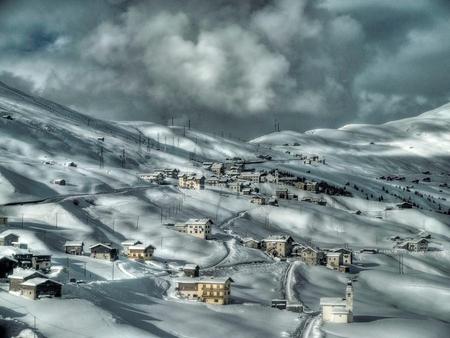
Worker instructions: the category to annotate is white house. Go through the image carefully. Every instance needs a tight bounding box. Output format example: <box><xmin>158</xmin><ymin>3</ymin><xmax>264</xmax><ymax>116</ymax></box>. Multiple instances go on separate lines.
<box><xmin>320</xmin><ymin>281</ymin><xmax>354</xmax><ymax>323</ymax></box>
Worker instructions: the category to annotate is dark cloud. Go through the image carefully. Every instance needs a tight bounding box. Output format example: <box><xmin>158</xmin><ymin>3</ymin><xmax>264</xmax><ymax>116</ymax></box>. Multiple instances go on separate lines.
<box><xmin>0</xmin><ymin>0</ymin><xmax>449</xmax><ymax>138</ymax></box>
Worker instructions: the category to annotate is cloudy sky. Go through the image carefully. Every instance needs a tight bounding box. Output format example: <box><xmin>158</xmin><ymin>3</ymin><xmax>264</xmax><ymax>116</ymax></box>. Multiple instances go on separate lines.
<box><xmin>1</xmin><ymin>0</ymin><xmax>449</xmax><ymax>138</ymax></box>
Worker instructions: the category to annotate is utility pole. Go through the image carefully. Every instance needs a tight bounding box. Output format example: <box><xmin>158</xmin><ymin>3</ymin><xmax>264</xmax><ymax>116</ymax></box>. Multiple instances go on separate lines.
<box><xmin>188</xmin><ymin>120</ymin><xmax>191</xmax><ymax>130</ymax></box>
<box><xmin>136</xmin><ymin>216</ymin><xmax>139</xmax><ymax>229</ymax></box>
<box><xmin>99</xmin><ymin>144</ymin><xmax>104</xmax><ymax>168</ymax></box>
<box><xmin>112</xmin><ymin>218</ymin><xmax>115</xmax><ymax>233</ymax></box>
<box><xmin>121</xmin><ymin>148</ymin><xmax>125</xmax><ymax>168</ymax></box>
<box><xmin>171</xmin><ymin>116</ymin><xmax>174</xmax><ymax>126</ymax></box>
<box><xmin>34</xmin><ymin>315</ymin><xmax>37</xmax><ymax>338</ymax></box>
<box><xmin>21</xmin><ymin>214</ymin><xmax>24</xmax><ymax>228</ymax></box>
<box><xmin>55</xmin><ymin>213</ymin><xmax>58</xmax><ymax>229</ymax></box>
<box><xmin>112</xmin><ymin>262</ymin><xmax>115</xmax><ymax>281</ymax></box>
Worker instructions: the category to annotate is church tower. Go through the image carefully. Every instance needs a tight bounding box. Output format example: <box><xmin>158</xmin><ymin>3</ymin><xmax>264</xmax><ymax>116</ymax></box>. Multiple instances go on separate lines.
<box><xmin>346</xmin><ymin>281</ymin><xmax>354</xmax><ymax>313</ymax></box>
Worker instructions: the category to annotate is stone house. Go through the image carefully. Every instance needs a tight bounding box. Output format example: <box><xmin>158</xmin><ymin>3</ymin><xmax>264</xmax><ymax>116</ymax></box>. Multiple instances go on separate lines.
<box><xmin>128</xmin><ymin>244</ymin><xmax>155</xmax><ymax>261</ymax></box>
<box><xmin>211</xmin><ymin>163</ymin><xmax>225</xmax><ymax>176</ymax></box>
<box><xmin>9</xmin><ymin>269</ymin><xmax>46</xmax><ymax>292</ymax></box>
<box><xmin>178</xmin><ymin>174</ymin><xmax>205</xmax><ymax>190</ymax></box>
<box><xmin>183</xmin><ymin>264</ymin><xmax>200</xmax><ymax>277</ymax></box>
<box><xmin>13</xmin><ymin>253</ymin><xmax>33</xmax><ymax>269</ymax></box>
<box><xmin>183</xmin><ymin>219</ymin><xmax>213</xmax><ymax>239</ymax></box>
<box><xmin>300</xmin><ymin>247</ymin><xmax>325</xmax><ymax>265</ymax></box>
<box><xmin>0</xmin><ymin>233</ymin><xmax>19</xmax><ymax>246</ymax></box>
<box><xmin>176</xmin><ymin>277</ymin><xmax>233</xmax><ymax>305</ymax></box>
<box><xmin>19</xmin><ymin>278</ymin><xmax>62</xmax><ymax>300</ymax></box>
<box><xmin>250</xmin><ymin>195</ymin><xmax>266</xmax><ymax>205</ymax></box>
<box><xmin>320</xmin><ymin>281</ymin><xmax>354</xmax><ymax>323</ymax></box>
<box><xmin>121</xmin><ymin>239</ymin><xmax>143</xmax><ymax>255</ymax></box>
<box><xmin>31</xmin><ymin>254</ymin><xmax>52</xmax><ymax>272</ymax></box>
<box><xmin>239</xmin><ymin>171</ymin><xmax>262</xmax><ymax>183</ymax></box>
<box><xmin>90</xmin><ymin>243</ymin><xmax>118</xmax><ymax>261</ymax></box>
<box><xmin>330</xmin><ymin>248</ymin><xmax>352</xmax><ymax>265</ymax></box>
<box><xmin>64</xmin><ymin>241</ymin><xmax>84</xmax><ymax>255</ymax></box>
<box><xmin>275</xmin><ymin>189</ymin><xmax>290</xmax><ymax>200</ymax></box>
<box><xmin>242</xmin><ymin>238</ymin><xmax>260</xmax><ymax>249</ymax></box>
<box><xmin>261</xmin><ymin>235</ymin><xmax>294</xmax><ymax>257</ymax></box>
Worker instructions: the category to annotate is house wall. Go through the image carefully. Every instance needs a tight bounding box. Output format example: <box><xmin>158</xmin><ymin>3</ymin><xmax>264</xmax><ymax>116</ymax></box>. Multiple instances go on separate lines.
<box><xmin>65</xmin><ymin>246</ymin><xmax>83</xmax><ymax>255</ymax></box>
<box><xmin>128</xmin><ymin>249</ymin><xmax>153</xmax><ymax>260</ymax></box>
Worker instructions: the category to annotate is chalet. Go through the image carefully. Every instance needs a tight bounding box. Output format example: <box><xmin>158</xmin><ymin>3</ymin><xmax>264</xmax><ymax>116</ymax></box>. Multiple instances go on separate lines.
<box><xmin>19</xmin><ymin>278</ymin><xmax>62</xmax><ymax>300</ymax></box>
<box><xmin>64</xmin><ymin>241</ymin><xmax>84</xmax><ymax>255</ymax></box>
<box><xmin>183</xmin><ymin>219</ymin><xmax>213</xmax><ymax>239</ymax></box>
<box><xmin>275</xmin><ymin>189</ymin><xmax>289</xmax><ymax>200</ymax></box>
<box><xmin>225</xmin><ymin>167</ymin><xmax>242</xmax><ymax>177</ymax></box>
<box><xmin>9</xmin><ymin>269</ymin><xmax>46</xmax><ymax>292</ymax></box>
<box><xmin>295</xmin><ymin>181</ymin><xmax>319</xmax><ymax>193</ymax></box>
<box><xmin>261</xmin><ymin>235</ymin><xmax>294</xmax><ymax>257</ymax></box>
<box><xmin>0</xmin><ymin>216</ymin><xmax>7</xmax><ymax>225</ymax></box>
<box><xmin>53</xmin><ymin>179</ymin><xmax>66</xmax><ymax>185</ymax></box>
<box><xmin>176</xmin><ymin>277</ymin><xmax>233</xmax><ymax>305</ymax></box>
<box><xmin>241</xmin><ymin>187</ymin><xmax>252</xmax><ymax>195</ymax></box>
<box><xmin>0</xmin><ymin>233</ymin><xmax>19</xmax><ymax>246</ymax></box>
<box><xmin>277</xmin><ymin>176</ymin><xmax>298</xmax><ymax>185</ymax></box>
<box><xmin>396</xmin><ymin>238</ymin><xmax>429</xmax><ymax>252</ymax></box>
<box><xmin>121</xmin><ymin>239</ymin><xmax>143</xmax><ymax>255</ymax></box>
<box><xmin>320</xmin><ymin>281</ymin><xmax>353</xmax><ymax>323</ymax></box>
<box><xmin>211</xmin><ymin>162</ymin><xmax>225</xmax><ymax>175</ymax></box>
<box><xmin>178</xmin><ymin>174</ymin><xmax>205</xmax><ymax>190</ymax></box>
<box><xmin>239</xmin><ymin>171</ymin><xmax>263</xmax><ymax>183</ymax></box>
<box><xmin>183</xmin><ymin>264</ymin><xmax>200</xmax><ymax>277</ymax></box>
<box><xmin>217</xmin><ymin>177</ymin><xmax>230</xmax><ymax>188</ymax></box>
<box><xmin>128</xmin><ymin>244</ymin><xmax>155</xmax><ymax>261</ymax></box>
<box><xmin>31</xmin><ymin>254</ymin><xmax>52</xmax><ymax>271</ymax></box>
<box><xmin>250</xmin><ymin>195</ymin><xmax>266</xmax><ymax>205</ymax></box>
<box><xmin>13</xmin><ymin>253</ymin><xmax>33</xmax><ymax>269</ymax></box>
<box><xmin>0</xmin><ymin>256</ymin><xmax>17</xmax><ymax>278</ymax></box>
<box><xmin>242</xmin><ymin>238</ymin><xmax>260</xmax><ymax>249</ymax></box>
<box><xmin>300</xmin><ymin>247</ymin><xmax>325</xmax><ymax>265</ymax></box>
<box><xmin>90</xmin><ymin>243</ymin><xmax>118</xmax><ymax>261</ymax></box>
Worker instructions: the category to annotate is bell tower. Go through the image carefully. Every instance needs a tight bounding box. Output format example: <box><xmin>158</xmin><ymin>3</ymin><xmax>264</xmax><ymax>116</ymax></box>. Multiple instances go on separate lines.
<box><xmin>346</xmin><ymin>281</ymin><xmax>354</xmax><ymax>312</ymax></box>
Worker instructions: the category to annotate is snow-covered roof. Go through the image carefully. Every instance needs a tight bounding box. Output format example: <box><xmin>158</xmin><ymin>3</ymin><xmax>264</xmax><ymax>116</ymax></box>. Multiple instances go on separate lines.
<box><xmin>64</xmin><ymin>241</ymin><xmax>84</xmax><ymax>247</ymax></box>
<box><xmin>129</xmin><ymin>244</ymin><xmax>155</xmax><ymax>251</ymax></box>
<box><xmin>89</xmin><ymin>243</ymin><xmax>114</xmax><ymax>250</ymax></box>
<box><xmin>326</xmin><ymin>252</ymin><xmax>342</xmax><ymax>257</ymax></box>
<box><xmin>121</xmin><ymin>239</ymin><xmax>142</xmax><ymax>246</ymax></box>
<box><xmin>183</xmin><ymin>263</ymin><xmax>199</xmax><ymax>270</ymax></box>
<box><xmin>320</xmin><ymin>297</ymin><xmax>346</xmax><ymax>306</ymax></box>
<box><xmin>9</xmin><ymin>269</ymin><xmax>45</xmax><ymax>280</ymax></box>
<box><xmin>177</xmin><ymin>277</ymin><xmax>233</xmax><ymax>284</ymax></box>
<box><xmin>185</xmin><ymin>218</ymin><xmax>213</xmax><ymax>225</ymax></box>
<box><xmin>263</xmin><ymin>235</ymin><xmax>292</xmax><ymax>242</ymax></box>
<box><xmin>0</xmin><ymin>232</ymin><xmax>18</xmax><ymax>239</ymax></box>
<box><xmin>21</xmin><ymin>277</ymin><xmax>62</xmax><ymax>287</ymax></box>
<box><xmin>242</xmin><ymin>237</ymin><xmax>259</xmax><ymax>243</ymax></box>
<box><xmin>0</xmin><ymin>255</ymin><xmax>17</xmax><ymax>262</ymax></box>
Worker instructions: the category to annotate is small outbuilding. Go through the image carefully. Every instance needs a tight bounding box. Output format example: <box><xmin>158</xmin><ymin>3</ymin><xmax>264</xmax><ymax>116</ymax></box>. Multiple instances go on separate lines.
<box><xmin>0</xmin><ymin>233</ymin><xmax>19</xmax><ymax>246</ymax></box>
<box><xmin>19</xmin><ymin>278</ymin><xmax>62</xmax><ymax>300</ymax></box>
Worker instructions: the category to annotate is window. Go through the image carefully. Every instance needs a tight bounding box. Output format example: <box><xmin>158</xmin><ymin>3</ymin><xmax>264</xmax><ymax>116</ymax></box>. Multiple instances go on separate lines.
<box><xmin>214</xmin><ymin>299</ymin><xmax>218</xmax><ymax>303</ymax></box>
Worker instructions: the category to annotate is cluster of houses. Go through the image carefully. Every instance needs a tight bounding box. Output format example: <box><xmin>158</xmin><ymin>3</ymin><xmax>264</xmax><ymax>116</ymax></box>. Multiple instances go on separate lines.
<box><xmin>391</xmin><ymin>235</ymin><xmax>430</xmax><ymax>252</ymax></box>
<box><xmin>63</xmin><ymin>240</ymin><xmax>156</xmax><ymax>261</ymax></box>
<box><xmin>138</xmin><ymin>168</ymin><xmax>180</xmax><ymax>184</ymax></box>
<box><xmin>242</xmin><ymin>235</ymin><xmax>353</xmax><ymax>272</ymax></box>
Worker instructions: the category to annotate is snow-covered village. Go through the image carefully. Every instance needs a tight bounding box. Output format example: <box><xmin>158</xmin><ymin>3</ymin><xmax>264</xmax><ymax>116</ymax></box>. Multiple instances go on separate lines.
<box><xmin>0</xmin><ymin>1</ymin><xmax>449</xmax><ymax>338</ymax></box>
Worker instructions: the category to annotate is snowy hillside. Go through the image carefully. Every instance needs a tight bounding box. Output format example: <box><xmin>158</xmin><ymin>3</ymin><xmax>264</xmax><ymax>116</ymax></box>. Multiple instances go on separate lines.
<box><xmin>0</xmin><ymin>81</ymin><xmax>449</xmax><ymax>338</ymax></box>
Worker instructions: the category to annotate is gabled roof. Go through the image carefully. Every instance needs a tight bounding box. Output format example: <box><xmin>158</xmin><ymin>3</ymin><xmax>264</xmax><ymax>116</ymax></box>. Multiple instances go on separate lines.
<box><xmin>185</xmin><ymin>218</ymin><xmax>213</xmax><ymax>225</ymax></box>
<box><xmin>9</xmin><ymin>269</ymin><xmax>46</xmax><ymax>280</ymax></box>
<box><xmin>129</xmin><ymin>244</ymin><xmax>155</xmax><ymax>251</ymax></box>
<box><xmin>89</xmin><ymin>243</ymin><xmax>114</xmax><ymax>250</ymax></box>
<box><xmin>320</xmin><ymin>297</ymin><xmax>346</xmax><ymax>306</ymax></box>
<box><xmin>263</xmin><ymin>235</ymin><xmax>293</xmax><ymax>242</ymax></box>
<box><xmin>0</xmin><ymin>255</ymin><xmax>18</xmax><ymax>263</ymax></box>
<box><xmin>183</xmin><ymin>263</ymin><xmax>199</xmax><ymax>270</ymax></box>
<box><xmin>21</xmin><ymin>277</ymin><xmax>62</xmax><ymax>287</ymax></box>
<box><xmin>177</xmin><ymin>277</ymin><xmax>233</xmax><ymax>284</ymax></box>
<box><xmin>0</xmin><ymin>232</ymin><xmax>18</xmax><ymax>239</ymax></box>
<box><xmin>121</xmin><ymin>239</ymin><xmax>142</xmax><ymax>246</ymax></box>
<box><xmin>64</xmin><ymin>241</ymin><xmax>84</xmax><ymax>247</ymax></box>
